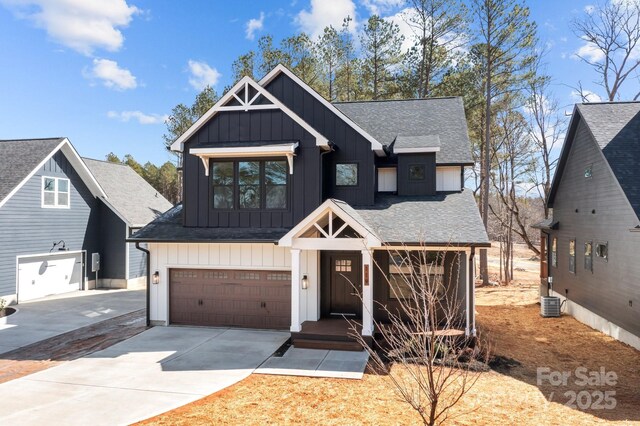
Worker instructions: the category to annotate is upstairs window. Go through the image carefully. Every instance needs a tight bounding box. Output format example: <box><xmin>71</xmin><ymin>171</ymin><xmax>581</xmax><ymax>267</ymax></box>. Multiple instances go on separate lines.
<box><xmin>42</xmin><ymin>176</ymin><xmax>70</xmax><ymax>208</ymax></box>
<box><xmin>551</xmin><ymin>237</ymin><xmax>557</xmax><ymax>267</ymax></box>
<box><xmin>569</xmin><ymin>239</ymin><xmax>576</xmax><ymax>273</ymax></box>
<box><xmin>409</xmin><ymin>164</ymin><xmax>425</xmax><ymax>181</ymax></box>
<box><xmin>584</xmin><ymin>241</ymin><xmax>593</xmax><ymax>272</ymax></box>
<box><xmin>211</xmin><ymin>160</ymin><xmax>288</xmax><ymax>210</ymax></box>
<box><xmin>336</xmin><ymin>163</ymin><xmax>358</xmax><ymax>186</ymax></box>
<box><xmin>596</xmin><ymin>241</ymin><xmax>608</xmax><ymax>261</ymax></box>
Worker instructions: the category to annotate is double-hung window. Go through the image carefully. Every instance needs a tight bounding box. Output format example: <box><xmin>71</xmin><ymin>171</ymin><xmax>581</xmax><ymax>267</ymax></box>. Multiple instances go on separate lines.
<box><xmin>42</xmin><ymin>176</ymin><xmax>70</xmax><ymax>208</ymax></box>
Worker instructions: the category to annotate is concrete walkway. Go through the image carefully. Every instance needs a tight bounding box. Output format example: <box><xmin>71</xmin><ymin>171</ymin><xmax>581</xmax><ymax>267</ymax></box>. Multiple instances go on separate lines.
<box><xmin>0</xmin><ymin>326</ymin><xmax>288</xmax><ymax>425</ymax></box>
<box><xmin>257</xmin><ymin>347</ymin><xmax>369</xmax><ymax>379</ymax></box>
<box><xmin>0</xmin><ymin>289</ymin><xmax>145</xmax><ymax>355</ymax></box>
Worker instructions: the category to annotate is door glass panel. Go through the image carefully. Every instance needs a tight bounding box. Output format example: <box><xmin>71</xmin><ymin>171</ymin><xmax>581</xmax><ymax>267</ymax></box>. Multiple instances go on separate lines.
<box><xmin>335</xmin><ymin>259</ymin><xmax>352</xmax><ymax>272</ymax></box>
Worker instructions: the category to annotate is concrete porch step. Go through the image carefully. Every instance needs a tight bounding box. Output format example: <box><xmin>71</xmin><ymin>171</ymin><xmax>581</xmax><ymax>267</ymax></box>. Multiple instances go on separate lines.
<box><xmin>292</xmin><ymin>338</ymin><xmax>363</xmax><ymax>352</ymax></box>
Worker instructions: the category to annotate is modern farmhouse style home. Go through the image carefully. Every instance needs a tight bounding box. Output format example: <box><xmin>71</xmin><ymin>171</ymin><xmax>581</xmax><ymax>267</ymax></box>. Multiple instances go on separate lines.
<box><xmin>0</xmin><ymin>138</ymin><xmax>172</xmax><ymax>304</ymax></box>
<box><xmin>535</xmin><ymin>102</ymin><xmax>640</xmax><ymax>350</ymax></box>
<box><xmin>131</xmin><ymin>65</ymin><xmax>489</xmax><ymax>348</ymax></box>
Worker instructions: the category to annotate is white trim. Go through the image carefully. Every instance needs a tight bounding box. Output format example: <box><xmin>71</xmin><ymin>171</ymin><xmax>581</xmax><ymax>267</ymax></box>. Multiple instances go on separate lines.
<box><xmin>125</xmin><ymin>226</ymin><xmax>130</xmax><ymax>281</ymax></box>
<box><xmin>191</xmin><ymin>143</ymin><xmax>299</xmax><ymax>176</ymax></box>
<box><xmin>394</xmin><ymin>147</ymin><xmax>441</xmax><ymax>154</ymax></box>
<box><xmin>260</xmin><ymin>65</ymin><xmax>386</xmax><ymax>156</ymax></box>
<box><xmin>550</xmin><ymin>290</ymin><xmax>640</xmax><ymax>351</ymax></box>
<box><xmin>16</xmin><ymin>249</ymin><xmax>85</xmax><ymax>261</ymax></box>
<box><xmin>99</xmin><ymin>197</ymin><xmax>133</xmax><ymax>227</ymax></box>
<box><xmin>361</xmin><ymin>249</ymin><xmax>374</xmax><ymax>336</ymax></box>
<box><xmin>291</xmin><ymin>238</ymin><xmax>367</xmax><ymax>251</ymax></box>
<box><xmin>170</xmin><ymin>76</ymin><xmax>329</xmax><ymax>152</ymax></box>
<box><xmin>291</xmin><ymin>249</ymin><xmax>301</xmax><ymax>332</ymax></box>
<box><xmin>40</xmin><ymin>176</ymin><xmax>70</xmax><ymax>209</ymax></box>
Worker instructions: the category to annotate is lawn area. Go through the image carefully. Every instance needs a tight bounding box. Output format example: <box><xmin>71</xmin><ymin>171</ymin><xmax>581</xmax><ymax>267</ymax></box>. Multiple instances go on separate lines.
<box><xmin>140</xmin><ymin>245</ymin><xmax>640</xmax><ymax>425</ymax></box>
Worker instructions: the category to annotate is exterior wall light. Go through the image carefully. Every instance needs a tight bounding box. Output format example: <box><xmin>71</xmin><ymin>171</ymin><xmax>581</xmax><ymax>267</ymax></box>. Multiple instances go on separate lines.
<box><xmin>301</xmin><ymin>274</ymin><xmax>309</xmax><ymax>290</ymax></box>
<box><xmin>152</xmin><ymin>271</ymin><xmax>160</xmax><ymax>285</ymax></box>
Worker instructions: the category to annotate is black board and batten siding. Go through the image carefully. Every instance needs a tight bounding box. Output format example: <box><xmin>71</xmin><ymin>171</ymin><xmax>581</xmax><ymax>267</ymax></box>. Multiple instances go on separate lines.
<box><xmin>397</xmin><ymin>153</ymin><xmax>436</xmax><ymax>196</ymax></box>
<box><xmin>549</xmin><ymin>117</ymin><xmax>640</xmax><ymax>337</ymax></box>
<box><xmin>182</xmin><ymin>109</ymin><xmax>321</xmax><ymax>228</ymax></box>
<box><xmin>265</xmin><ymin>73</ymin><xmax>376</xmax><ymax>206</ymax></box>
<box><xmin>0</xmin><ymin>151</ymin><xmax>100</xmax><ymax>298</ymax></box>
<box><xmin>98</xmin><ymin>202</ymin><xmax>126</xmax><ymax>280</ymax></box>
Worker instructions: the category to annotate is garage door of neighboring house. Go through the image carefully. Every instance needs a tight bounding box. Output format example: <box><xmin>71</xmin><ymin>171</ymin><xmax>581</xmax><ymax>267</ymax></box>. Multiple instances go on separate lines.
<box><xmin>169</xmin><ymin>269</ymin><xmax>291</xmax><ymax>329</ymax></box>
<box><xmin>17</xmin><ymin>251</ymin><xmax>83</xmax><ymax>302</ymax></box>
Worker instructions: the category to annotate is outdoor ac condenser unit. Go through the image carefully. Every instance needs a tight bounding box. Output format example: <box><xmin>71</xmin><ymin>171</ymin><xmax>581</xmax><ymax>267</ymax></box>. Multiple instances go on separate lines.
<box><xmin>540</xmin><ymin>296</ymin><xmax>561</xmax><ymax>317</ymax></box>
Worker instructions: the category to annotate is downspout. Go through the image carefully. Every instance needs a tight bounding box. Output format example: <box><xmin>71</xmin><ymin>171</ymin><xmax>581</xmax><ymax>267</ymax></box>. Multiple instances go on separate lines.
<box><xmin>468</xmin><ymin>247</ymin><xmax>476</xmax><ymax>336</ymax></box>
<box><xmin>135</xmin><ymin>242</ymin><xmax>151</xmax><ymax>327</ymax></box>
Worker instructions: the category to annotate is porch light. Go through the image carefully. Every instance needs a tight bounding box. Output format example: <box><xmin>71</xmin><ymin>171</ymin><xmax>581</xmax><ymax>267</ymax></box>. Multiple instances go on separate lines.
<box><xmin>301</xmin><ymin>275</ymin><xmax>309</xmax><ymax>290</ymax></box>
<box><xmin>152</xmin><ymin>271</ymin><xmax>160</xmax><ymax>285</ymax></box>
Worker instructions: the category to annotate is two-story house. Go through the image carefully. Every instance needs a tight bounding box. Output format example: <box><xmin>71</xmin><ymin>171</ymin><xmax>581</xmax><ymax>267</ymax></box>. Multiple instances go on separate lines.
<box><xmin>535</xmin><ymin>102</ymin><xmax>640</xmax><ymax>350</ymax></box>
<box><xmin>131</xmin><ymin>65</ymin><xmax>489</xmax><ymax>348</ymax></box>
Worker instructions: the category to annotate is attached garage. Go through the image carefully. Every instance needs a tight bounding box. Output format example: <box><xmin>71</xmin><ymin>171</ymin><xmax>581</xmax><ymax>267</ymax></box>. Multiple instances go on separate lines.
<box><xmin>169</xmin><ymin>268</ymin><xmax>291</xmax><ymax>329</ymax></box>
<box><xmin>17</xmin><ymin>251</ymin><xmax>84</xmax><ymax>302</ymax></box>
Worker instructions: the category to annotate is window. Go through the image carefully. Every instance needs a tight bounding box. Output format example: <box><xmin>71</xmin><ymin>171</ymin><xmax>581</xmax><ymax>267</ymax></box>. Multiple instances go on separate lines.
<box><xmin>265</xmin><ymin>160</ymin><xmax>287</xmax><ymax>209</ymax></box>
<box><xmin>551</xmin><ymin>237</ymin><xmax>557</xmax><ymax>267</ymax></box>
<box><xmin>211</xmin><ymin>160</ymin><xmax>288</xmax><ymax>210</ymax></box>
<box><xmin>596</xmin><ymin>242</ymin><xmax>608</xmax><ymax>261</ymax></box>
<box><xmin>388</xmin><ymin>252</ymin><xmax>444</xmax><ymax>300</ymax></box>
<box><xmin>584</xmin><ymin>241</ymin><xmax>593</xmax><ymax>272</ymax></box>
<box><xmin>336</xmin><ymin>163</ymin><xmax>358</xmax><ymax>186</ymax></box>
<box><xmin>42</xmin><ymin>176</ymin><xmax>70</xmax><ymax>208</ymax></box>
<box><xmin>239</xmin><ymin>161</ymin><xmax>260</xmax><ymax>209</ymax></box>
<box><xmin>409</xmin><ymin>164</ymin><xmax>425</xmax><ymax>181</ymax></box>
<box><xmin>212</xmin><ymin>162</ymin><xmax>234</xmax><ymax>209</ymax></box>
<box><xmin>569</xmin><ymin>239</ymin><xmax>576</xmax><ymax>273</ymax></box>
<box><xmin>584</xmin><ymin>164</ymin><xmax>593</xmax><ymax>178</ymax></box>
<box><xmin>335</xmin><ymin>259</ymin><xmax>352</xmax><ymax>272</ymax></box>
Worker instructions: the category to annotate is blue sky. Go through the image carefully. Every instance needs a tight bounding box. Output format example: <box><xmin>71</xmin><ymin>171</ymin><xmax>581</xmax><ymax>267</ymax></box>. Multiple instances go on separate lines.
<box><xmin>0</xmin><ymin>0</ymin><xmax>624</xmax><ymax>165</ymax></box>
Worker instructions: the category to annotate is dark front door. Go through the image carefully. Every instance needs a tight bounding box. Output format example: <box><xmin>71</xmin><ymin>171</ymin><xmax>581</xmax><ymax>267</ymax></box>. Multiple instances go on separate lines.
<box><xmin>321</xmin><ymin>252</ymin><xmax>362</xmax><ymax>318</ymax></box>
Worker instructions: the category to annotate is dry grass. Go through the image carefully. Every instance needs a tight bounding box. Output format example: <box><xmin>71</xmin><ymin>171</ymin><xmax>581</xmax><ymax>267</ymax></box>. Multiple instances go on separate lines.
<box><xmin>140</xmin><ymin>245</ymin><xmax>640</xmax><ymax>425</ymax></box>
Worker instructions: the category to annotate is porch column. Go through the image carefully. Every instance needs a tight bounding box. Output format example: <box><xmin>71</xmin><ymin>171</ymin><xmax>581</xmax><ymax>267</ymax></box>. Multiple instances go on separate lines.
<box><xmin>361</xmin><ymin>249</ymin><xmax>374</xmax><ymax>336</ymax></box>
<box><xmin>290</xmin><ymin>248</ymin><xmax>302</xmax><ymax>332</ymax></box>
<box><xmin>466</xmin><ymin>248</ymin><xmax>476</xmax><ymax>336</ymax></box>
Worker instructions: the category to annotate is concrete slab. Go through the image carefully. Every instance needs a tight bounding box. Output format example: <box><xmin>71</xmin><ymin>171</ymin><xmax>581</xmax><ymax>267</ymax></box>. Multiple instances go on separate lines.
<box><xmin>256</xmin><ymin>347</ymin><xmax>369</xmax><ymax>380</ymax></box>
<box><xmin>0</xmin><ymin>289</ymin><xmax>145</xmax><ymax>355</ymax></box>
<box><xmin>0</xmin><ymin>326</ymin><xmax>289</xmax><ymax>425</ymax></box>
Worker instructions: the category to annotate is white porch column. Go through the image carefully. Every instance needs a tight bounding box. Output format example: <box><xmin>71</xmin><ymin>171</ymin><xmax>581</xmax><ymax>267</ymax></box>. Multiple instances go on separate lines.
<box><xmin>290</xmin><ymin>248</ymin><xmax>302</xmax><ymax>332</ymax></box>
<box><xmin>466</xmin><ymin>249</ymin><xmax>476</xmax><ymax>336</ymax></box>
<box><xmin>361</xmin><ymin>249</ymin><xmax>374</xmax><ymax>336</ymax></box>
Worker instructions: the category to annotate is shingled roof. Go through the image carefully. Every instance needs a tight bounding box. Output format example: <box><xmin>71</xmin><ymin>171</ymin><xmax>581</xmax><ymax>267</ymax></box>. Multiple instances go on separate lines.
<box><xmin>0</xmin><ymin>138</ymin><xmax>65</xmax><ymax>205</ymax></box>
<box><xmin>83</xmin><ymin>158</ymin><xmax>173</xmax><ymax>228</ymax></box>
<box><xmin>549</xmin><ymin>102</ymin><xmax>640</xmax><ymax>220</ymax></box>
<box><xmin>334</xmin><ymin>97</ymin><xmax>473</xmax><ymax>164</ymax></box>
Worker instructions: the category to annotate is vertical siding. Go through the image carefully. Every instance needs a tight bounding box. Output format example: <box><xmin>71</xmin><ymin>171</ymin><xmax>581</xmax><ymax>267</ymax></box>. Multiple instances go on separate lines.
<box><xmin>0</xmin><ymin>151</ymin><xmax>100</xmax><ymax>300</ymax></box>
<box><xmin>550</xmin><ymin>118</ymin><xmax>640</xmax><ymax>336</ymax></box>
<box><xmin>397</xmin><ymin>153</ymin><xmax>437</xmax><ymax>196</ymax></box>
<box><xmin>98</xmin><ymin>202</ymin><xmax>126</xmax><ymax>280</ymax></box>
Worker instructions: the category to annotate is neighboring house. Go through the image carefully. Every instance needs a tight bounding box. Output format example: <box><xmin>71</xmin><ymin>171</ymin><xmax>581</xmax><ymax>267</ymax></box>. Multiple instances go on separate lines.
<box><xmin>0</xmin><ymin>138</ymin><xmax>172</xmax><ymax>304</ymax></box>
<box><xmin>130</xmin><ymin>65</ymin><xmax>489</xmax><ymax>348</ymax></box>
<box><xmin>534</xmin><ymin>102</ymin><xmax>640</xmax><ymax>350</ymax></box>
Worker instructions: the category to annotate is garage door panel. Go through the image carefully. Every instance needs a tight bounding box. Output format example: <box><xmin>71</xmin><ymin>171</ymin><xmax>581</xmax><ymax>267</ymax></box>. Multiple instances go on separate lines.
<box><xmin>170</xmin><ymin>268</ymin><xmax>291</xmax><ymax>329</ymax></box>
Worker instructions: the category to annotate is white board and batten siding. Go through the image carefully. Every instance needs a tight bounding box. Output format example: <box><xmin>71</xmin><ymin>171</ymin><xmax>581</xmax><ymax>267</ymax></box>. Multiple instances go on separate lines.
<box><xmin>436</xmin><ymin>166</ymin><xmax>462</xmax><ymax>191</ymax></box>
<box><xmin>148</xmin><ymin>243</ymin><xmax>319</xmax><ymax>326</ymax></box>
<box><xmin>377</xmin><ymin>167</ymin><xmax>397</xmax><ymax>192</ymax></box>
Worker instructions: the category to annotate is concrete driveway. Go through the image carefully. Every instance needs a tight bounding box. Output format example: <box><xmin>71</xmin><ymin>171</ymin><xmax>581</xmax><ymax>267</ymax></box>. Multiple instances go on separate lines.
<box><xmin>0</xmin><ymin>326</ymin><xmax>288</xmax><ymax>425</ymax></box>
<box><xmin>0</xmin><ymin>289</ymin><xmax>145</xmax><ymax>355</ymax></box>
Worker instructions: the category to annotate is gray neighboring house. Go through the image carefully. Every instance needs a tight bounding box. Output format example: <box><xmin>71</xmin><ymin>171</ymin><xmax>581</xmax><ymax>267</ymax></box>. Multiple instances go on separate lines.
<box><xmin>0</xmin><ymin>138</ymin><xmax>172</xmax><ymax>304</ymax></box>
<box><xmin>535</xmin><ymin>102</ymin><xmax>640</xmax><ymax>350</ymax></box>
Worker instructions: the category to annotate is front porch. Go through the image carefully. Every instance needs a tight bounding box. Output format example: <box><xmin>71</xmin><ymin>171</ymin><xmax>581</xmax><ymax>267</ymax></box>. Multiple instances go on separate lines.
<box><xmin>291</xmin><ymin>319</ymin><xmax>368</xmax><ymax>351</ymax></box>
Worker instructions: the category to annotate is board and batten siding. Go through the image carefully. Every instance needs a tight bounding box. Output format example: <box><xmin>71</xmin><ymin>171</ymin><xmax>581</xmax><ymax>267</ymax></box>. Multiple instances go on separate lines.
<box><xmin>549</xmin><ymin>117</ymin><xmax>640</xmax><ymax>337</ymax></box>
<box><xmin>148</xmin><ymin>243</ymin><xmax>319</xmax><ymax>326</ymax></box>
<box><xmin>182</xmin><ymin>109</ymin><xmax>322</xmax><ymax>229</ymax></box>
<box><xmin>0</xmin><ymin>150</ymin><xmax>100</xmax><ymax>302</ymax></box>
<box><xmin>265</xmin><ymin>73</ymin><xmax>376</xmax><ymax>206</ymax></box>
<box><xmin>98</xmin><ymin>202</ymin><xmax>126</xmax><ymax>280</ymax></box>
<box><xmin>436</xmin><ymin>166</ymin><xmax>462</xmax><ymax>191</ymax></box>
<box><xmin>397</xmin><ymin>153</ymin><xmax>437</xmax><ymax>196</ymax></box>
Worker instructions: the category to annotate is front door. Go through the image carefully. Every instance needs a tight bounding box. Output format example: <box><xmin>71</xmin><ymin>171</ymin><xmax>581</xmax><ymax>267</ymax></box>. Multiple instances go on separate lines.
<box><xmin>321</xmin><ymin>252</ymin><xmax>362</xmax><ymax>318</ymax></box>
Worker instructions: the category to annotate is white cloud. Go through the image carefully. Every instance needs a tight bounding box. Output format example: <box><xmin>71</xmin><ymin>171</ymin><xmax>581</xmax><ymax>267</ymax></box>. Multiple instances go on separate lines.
<box><xmin>385</xmin><ymin>7</ymin><xmax>416</xmax><ymax>52</ymax></box>
<box><xmin>245</xmin><ymin>11</ymin><xmax>265</xmax><ymax>40</ymax></box>
<box><xmin>574</xmin><ymin>38</ymin><xmax>605</xmax><ymax>62</ymax></box>
<box><xmin>584</xmin><ymin>4</ymin><xmax>595</xmax><ymax>14</ymax></box>
<box><xmin>87</xmin><ymin>58</ymin><xmax>137</xmax><ymax>90</ymax></box>
<box><xmin>187</xmin><ymin>60</ymin><xmax>221</xmax><ymax>90</ymax></box>
<box><xmin>0</xmin><ymin>0</ymin><xmax>139</xmax><ymax>56</ymax></box>
<box><xmin>362</xmin><ymin>0</ymin><xmax>405</xmax><ymax>15</ymax></box>
<box><xmin>571</xmin><ymin>89</ymin><xmax>602</xmax><ymax>103</ymax></box>
<box><xmin>107</xmin><ymin>110</ymin><xmax>168</xmax><ymax>124</ymax></box>
<box><xmin>296</xmin><ymin>0</ymin><xmax>357</xmax><ymax>38</ymax></box>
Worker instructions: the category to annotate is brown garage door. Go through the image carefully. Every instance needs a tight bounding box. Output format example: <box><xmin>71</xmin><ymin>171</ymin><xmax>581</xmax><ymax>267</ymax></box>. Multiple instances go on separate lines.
<box><xmin>169</xmin><ymin>269</ymin><xmax>291</xmax><ymax>329</ymax></box>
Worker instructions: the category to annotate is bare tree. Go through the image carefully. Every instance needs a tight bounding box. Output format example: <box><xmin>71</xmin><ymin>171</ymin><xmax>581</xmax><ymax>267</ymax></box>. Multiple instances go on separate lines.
<box><xmin>572</xmin><ymin>0</ymin><xmax>640</xmax><ymax>101</ymax></box>
<box><xmin>351</xmin><ymin>248</ymin><xmax>488</xmax><ymax>426</ymax></box>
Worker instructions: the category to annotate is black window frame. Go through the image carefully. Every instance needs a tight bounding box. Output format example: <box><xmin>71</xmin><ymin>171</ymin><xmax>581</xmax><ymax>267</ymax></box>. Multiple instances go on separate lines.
<box><xmin>210</xmin><ymin>158</ymin><xmax>289</xmax><ymax>211</ymax></box>
<box><xmin>569</xmin><ymin>238</ymin><xmax>576</xmax><ymax>274</ymax></box>
<box><xmin>584</xmin><ymin>240</ymin><xmax>593</xmax><ymax>272</ymax></box>
<box><xmin>595</xmin><ymin>241</ymin><xmax>608</xmax><ymax>262</ymax></box>
<box><xmin>408</xmin><ymin>164</ymin><xmax>426</xmax><ymax>181</ymax></box>
<box><xmin>335</xmin><ymin>162</ymin><xmax>359</xmax><ymax>187</ymax></box>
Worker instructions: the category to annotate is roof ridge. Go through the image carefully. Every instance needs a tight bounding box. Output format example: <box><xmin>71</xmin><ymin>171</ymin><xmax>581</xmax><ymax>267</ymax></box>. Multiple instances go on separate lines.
<box><xmin>82</xmin><ymin>156</ymin><xmax>132</xmax><ymax>167</ymax></box>
<box><xmin>0</xmin><ymin>137</ymin><xmax>65</xmax><ymax>142</ymax></box>
<box><xmin>333</xmin><ymin>96</ymin><xmax>460</xmax><ymax>105</ymax></box>
<box><xmin>579</xmin><ymin>101</ymin><xmax>640</xmax><ymax>106</ymax></box>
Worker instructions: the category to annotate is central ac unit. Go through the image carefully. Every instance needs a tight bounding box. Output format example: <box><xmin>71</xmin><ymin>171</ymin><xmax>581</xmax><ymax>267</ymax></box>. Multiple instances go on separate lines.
<box><xmin>541</xmin><ymin>296</ymin><xmax>561</xmax><ymax>317</ymax></box>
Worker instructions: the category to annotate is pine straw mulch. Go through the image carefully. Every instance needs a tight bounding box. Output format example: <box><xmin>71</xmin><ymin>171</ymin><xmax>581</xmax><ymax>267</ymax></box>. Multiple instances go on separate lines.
<box><xmin>138</xmin><ymin>301</ymin><xmax>640</xmax><ymax>425</ymax></box>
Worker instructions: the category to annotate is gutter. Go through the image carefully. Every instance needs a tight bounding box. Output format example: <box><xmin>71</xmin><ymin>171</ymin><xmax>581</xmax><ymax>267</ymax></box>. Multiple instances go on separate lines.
<box><xmin>135</xmin><ymin>242</ymin><xmax>151</xmax><ymax>327</ymax></box>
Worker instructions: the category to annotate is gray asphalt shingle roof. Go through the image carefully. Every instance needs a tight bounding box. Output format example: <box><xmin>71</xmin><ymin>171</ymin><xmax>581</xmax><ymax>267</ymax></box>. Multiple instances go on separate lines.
<box><xmin>394</xmin><ymin>134</ymin><xmax>441</xmax><ymax>150</ymax></box>
<box><xmin>354</xmin><ymin>191</ymin><xmax>489</xmax><ymax>245</ymax></box>
<box><xmin>576</xmin><ymin>102</ymin><xmax>640</xmax><ymax>219</ymax></box>
<box><xmin>0</xmin><ymin>138</ymin><xmax>65</xmax><ymax>204</ymax></box>
<box><xmin>83</xmin><ymin>158</ymin><xmax>173</xmax><ymax>227</ymax></box>
<box><xmin>334</xmin><ymin>98</ymin><xmax>472</xmax><ymax>164</ymax></box>
<box><xmin>129</xmin><ymin>204</ymin><xmax>290</xmax><ymax>242</ymax></box>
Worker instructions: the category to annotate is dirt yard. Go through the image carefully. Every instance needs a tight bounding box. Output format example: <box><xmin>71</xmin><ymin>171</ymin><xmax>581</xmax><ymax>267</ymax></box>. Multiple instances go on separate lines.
<box><xmin>140</xmin><ymin>244</ymin><xmax>640</xmax><ymax>425</ymax></box>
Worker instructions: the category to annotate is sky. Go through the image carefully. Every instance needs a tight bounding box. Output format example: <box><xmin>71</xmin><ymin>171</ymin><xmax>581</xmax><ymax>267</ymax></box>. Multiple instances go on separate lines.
<box><xmin>0</xmin><ymin>0</ymin><xmax>625</xmax><ymax>165</ymax></box>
